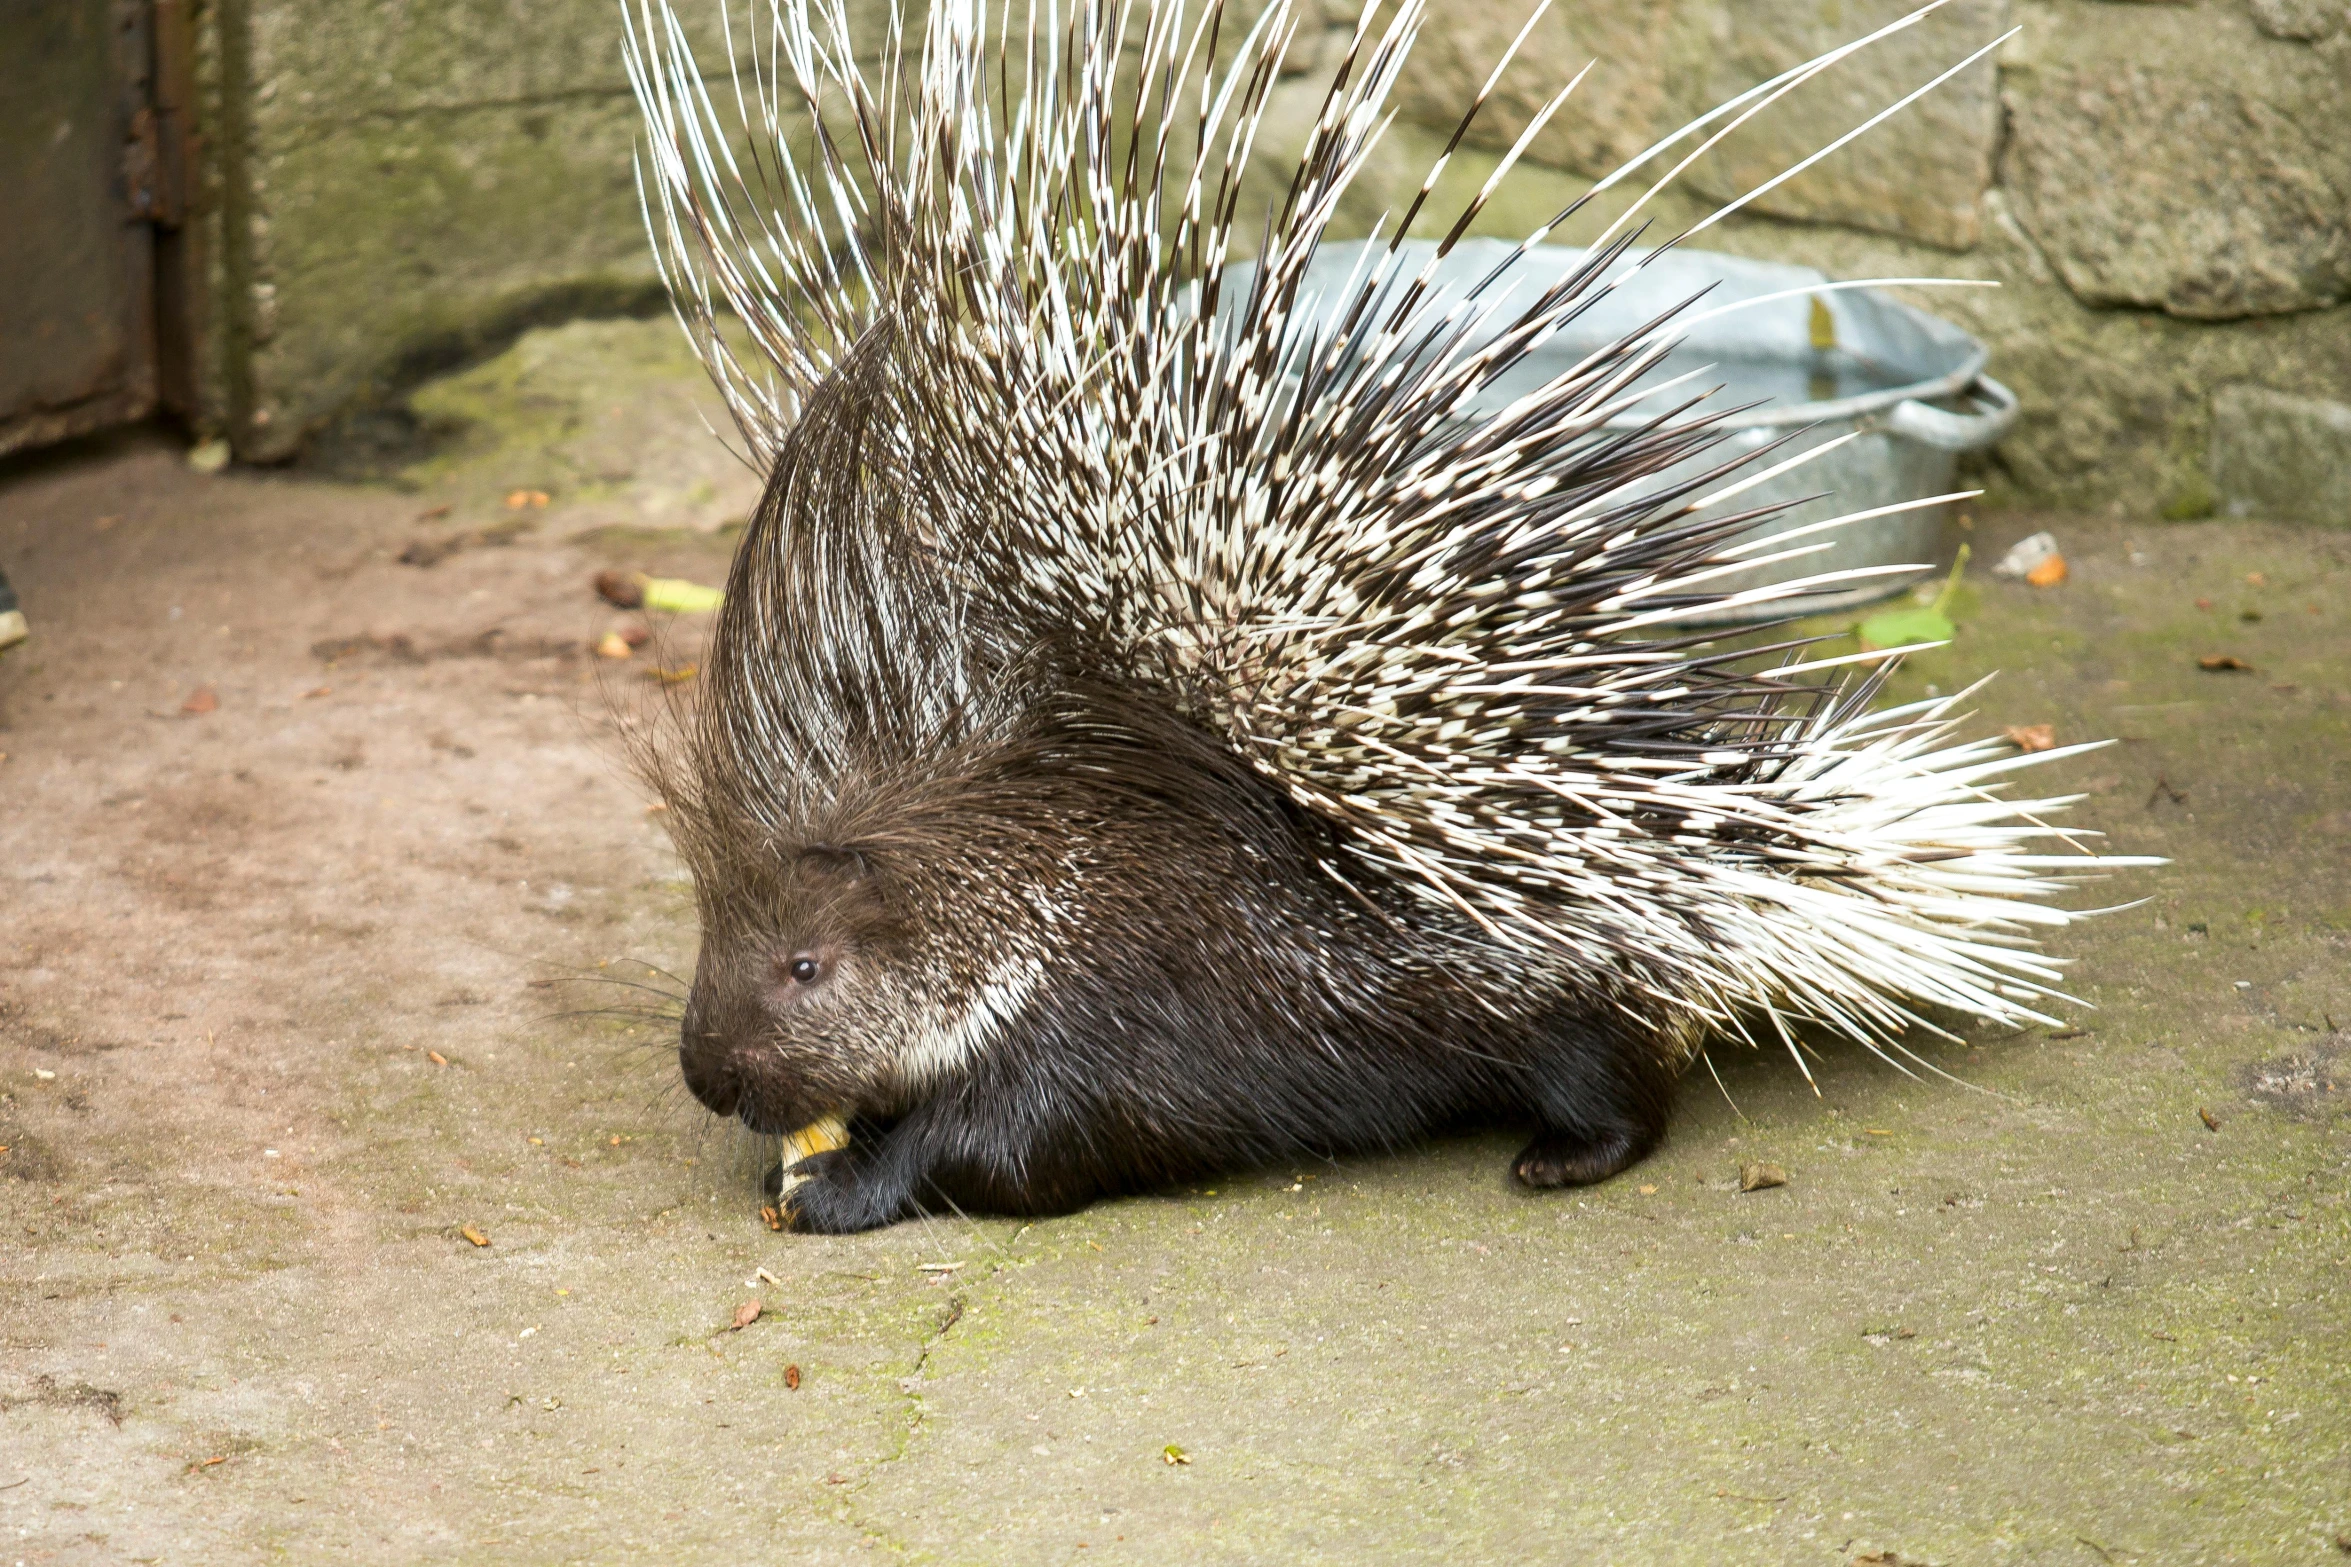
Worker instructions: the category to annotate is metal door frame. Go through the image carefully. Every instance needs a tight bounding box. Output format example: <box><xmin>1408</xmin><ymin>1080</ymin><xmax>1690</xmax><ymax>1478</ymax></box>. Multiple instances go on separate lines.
<box><xmin>0</xmin><ymin>0</ymin><xmax>203</xmax><ymax>458</ymax></box>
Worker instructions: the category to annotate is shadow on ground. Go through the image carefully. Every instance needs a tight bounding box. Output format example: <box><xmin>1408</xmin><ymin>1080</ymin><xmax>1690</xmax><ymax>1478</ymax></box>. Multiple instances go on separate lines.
<box><xmin>1</xmin><ymin>322</ymin><xmax>2346</xmax><ymax>1564</ymax></box>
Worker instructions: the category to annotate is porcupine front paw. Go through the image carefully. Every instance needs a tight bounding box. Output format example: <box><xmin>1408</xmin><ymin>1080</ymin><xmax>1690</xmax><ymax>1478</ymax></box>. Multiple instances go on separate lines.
<box><xmin>1512</xmin><ymin>1126</ymin><xmax>1653</xmax><ymax>1189</ymax></box>
<box><xmin>776</xmin><ymin>1148</ymin><xmax>912</xmax><ymax>1234</ymax></box>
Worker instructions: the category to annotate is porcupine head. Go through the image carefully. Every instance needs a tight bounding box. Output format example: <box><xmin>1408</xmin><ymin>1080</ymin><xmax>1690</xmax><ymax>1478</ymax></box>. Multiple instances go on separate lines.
<box><xmin>626</xmin><ymin>0</ymin><xmax>2153</xmax><ymax>1230</ymax></box>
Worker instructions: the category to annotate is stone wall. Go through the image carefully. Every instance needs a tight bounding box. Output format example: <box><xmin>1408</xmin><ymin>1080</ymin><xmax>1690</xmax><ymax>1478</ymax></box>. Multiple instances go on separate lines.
<box><xmin>1365</xmin><ymin>0</ymin><xmax>2351</xmax><ymax>518</ymax></box>
<box><xmin>191</xmin><ymin>0</ymin><xmax>744</xmax><ymax>461</ymax></box>
<box><xmin>188</xmin><ymin>0</ymin><xmax>2351</xmax><ymax>519</ymax></box>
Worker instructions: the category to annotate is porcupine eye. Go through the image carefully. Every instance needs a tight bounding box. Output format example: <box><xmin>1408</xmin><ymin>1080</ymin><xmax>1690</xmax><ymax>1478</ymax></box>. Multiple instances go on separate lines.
<box><xmin>786</xmin><ymin>954</ymin><xmax>821</xmax><ymax>986</ymax></box>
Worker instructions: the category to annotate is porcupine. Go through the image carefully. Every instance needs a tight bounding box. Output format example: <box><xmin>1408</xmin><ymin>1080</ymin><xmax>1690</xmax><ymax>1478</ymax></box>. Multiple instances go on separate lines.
<box><xmin>620</xmin><ymin>0</ymin><xmax>2147</xmax><ymax>1232</ymax></box>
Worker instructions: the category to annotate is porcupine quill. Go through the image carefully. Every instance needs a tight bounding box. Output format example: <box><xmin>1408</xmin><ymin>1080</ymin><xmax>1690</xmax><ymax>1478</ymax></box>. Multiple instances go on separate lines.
<box><xmin>620</xmin><ymin>0</ymin><xmax>2157</xmax><ymax>1231</ymax></box>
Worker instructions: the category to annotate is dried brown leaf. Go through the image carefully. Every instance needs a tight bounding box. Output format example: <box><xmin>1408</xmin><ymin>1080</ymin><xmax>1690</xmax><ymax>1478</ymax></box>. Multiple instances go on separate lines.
<box><xmin>593</xmin><ymin>570</ymin><xmax>644</xmax><ymax>609</ymax></box>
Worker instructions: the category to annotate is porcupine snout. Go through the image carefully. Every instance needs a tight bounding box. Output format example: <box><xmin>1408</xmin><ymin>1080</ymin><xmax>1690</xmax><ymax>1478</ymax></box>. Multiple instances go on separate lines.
<box><xmin>676</xmin><ymin>949</ymin><xmax>865</xmax><ymax>1136</ymax></box>
<box><xmin>675</xmin><ymin>980</ymin><xmax>749</xmax><ymax>1121</ymax></box>
<box><xmin>674</xmin><ymin>848</ymin><xmax>919</xmax><ymax>1137</ymax></box>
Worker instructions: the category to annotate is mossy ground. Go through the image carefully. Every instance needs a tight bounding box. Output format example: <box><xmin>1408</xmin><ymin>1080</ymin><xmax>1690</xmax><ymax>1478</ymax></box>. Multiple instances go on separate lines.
<box><xmin>0</xmin><ymin>335</ymin><xmax>2344</xmax><ymax>1562</ymax></box>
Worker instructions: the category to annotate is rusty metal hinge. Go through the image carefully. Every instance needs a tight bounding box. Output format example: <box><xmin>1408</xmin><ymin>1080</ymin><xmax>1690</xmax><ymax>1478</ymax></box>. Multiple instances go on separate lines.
<box><xmin>125</xmin><ymin>0</ymin><xmax>194</xmax><ymax>229</ymax></box>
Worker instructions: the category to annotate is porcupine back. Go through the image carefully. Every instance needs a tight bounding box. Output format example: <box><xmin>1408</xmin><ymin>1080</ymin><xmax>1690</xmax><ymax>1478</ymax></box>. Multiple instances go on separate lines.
<box><xmin>623</xmin><ymin>0</ymin><xmax>2153</xmax><ymax>1224</ymax></box>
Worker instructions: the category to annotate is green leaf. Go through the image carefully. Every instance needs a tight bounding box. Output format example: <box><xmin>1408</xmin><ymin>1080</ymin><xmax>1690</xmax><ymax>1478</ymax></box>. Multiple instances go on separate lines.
<box><xmin>1855</xmin><ymin>542</ymin><xmax>1969</xmax><ymax>651</ymax></box>
<box><xmin>1855</xmin><ymin>605</ymin><xmax>1953</xmax><ymax>651</ymax></box>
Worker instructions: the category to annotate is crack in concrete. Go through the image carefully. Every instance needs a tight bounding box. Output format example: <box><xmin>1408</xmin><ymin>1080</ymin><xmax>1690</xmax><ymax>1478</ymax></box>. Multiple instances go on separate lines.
<box><xmin>2</xmin><ymin>1374</ymin><xmax>127</xmax><ymax>1427</ymax></box>
<box><xmin>823</xmin><ymin>1291</ymin><xmax>971</xmax><ymax>1560</ymax></box>
<box><xmin>908</xmin><ymin>1294</ymin><xmax>966</xmax><ymax>1387</ymax></box>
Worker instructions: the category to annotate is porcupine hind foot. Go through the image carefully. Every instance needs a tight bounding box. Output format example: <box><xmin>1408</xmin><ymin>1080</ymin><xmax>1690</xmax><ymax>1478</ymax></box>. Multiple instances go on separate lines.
<box><xmin>1509</xmin><ymin>1018</ymin><xmax>1682</xmax><ymax>1190</ymax></box>
<box><xmin>1512</xmin><ymin>1124</ymin><xmax>1662</xmax><ymax>1189</ymax></box>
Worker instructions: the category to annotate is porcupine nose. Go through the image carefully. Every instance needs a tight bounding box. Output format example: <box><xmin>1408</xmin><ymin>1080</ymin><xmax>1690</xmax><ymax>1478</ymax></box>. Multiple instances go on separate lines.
<box><xmin>677</xmin><ymin>1042</ymin><xmax>742</xmax><ymax>1118</ymax></box>
<box><xmin>676</xmin><ymin>995</ymin><xmax>743</xmax><ymax>1118</ymax></box>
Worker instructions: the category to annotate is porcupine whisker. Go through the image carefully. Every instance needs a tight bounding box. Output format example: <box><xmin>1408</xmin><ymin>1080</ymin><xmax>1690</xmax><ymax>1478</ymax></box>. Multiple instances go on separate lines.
<box><xmin>538</xmin><ymin>1005</ymin><xmax>690</xmax><ymax>1028</ymax></box>
<box><xmin>539</xmin><ymin>974</ymin><xmax>694</xmax><ymax>1005</ymax></box>
<box><xmin>639</xmin><ymin>1075</ymin><xmax>704</xmax><ymax>1118</ymax></box>
<box><xmin>614</xmin><ymin>958</ymin><xmax>695</xmax><ymax>992</ymax></box>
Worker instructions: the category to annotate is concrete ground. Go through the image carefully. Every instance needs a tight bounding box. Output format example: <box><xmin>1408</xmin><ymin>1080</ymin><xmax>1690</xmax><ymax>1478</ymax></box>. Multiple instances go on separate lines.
<box><xmin>1</xmin><ymin>321</ymin><xmax>2346</xmax><ymax>1565</ymax></box>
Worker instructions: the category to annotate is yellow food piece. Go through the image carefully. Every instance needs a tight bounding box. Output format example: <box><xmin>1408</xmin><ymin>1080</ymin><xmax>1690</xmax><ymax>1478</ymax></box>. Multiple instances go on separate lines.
<box><xmin>641</xmin><ymin>576</ymin><xmax>725</xmax><ymax>613</ymax></box>
<box><xmin>775</xmin><ymin>1112</ymin><xmax>850</xmax><ymax>1197</ymax></box>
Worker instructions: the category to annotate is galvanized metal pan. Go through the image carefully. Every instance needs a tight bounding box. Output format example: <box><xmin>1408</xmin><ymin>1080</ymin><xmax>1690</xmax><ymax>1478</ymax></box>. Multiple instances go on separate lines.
<box><xmin>1233</xmin><ymin>238</ymin><xmax>2018</xmax><ymax>624</ymax></box>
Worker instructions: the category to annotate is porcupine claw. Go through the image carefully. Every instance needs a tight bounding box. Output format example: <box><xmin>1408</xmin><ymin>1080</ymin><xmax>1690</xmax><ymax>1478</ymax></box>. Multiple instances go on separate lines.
<box><xmin>773</xmin><ymin>1145</ymin><xmax>925</xmax><ymax>1235</ymax></box>
<box><xmin>1512</xmin><ymin>1129</ymin><xmax>1651</xmax><ymax>1190</ymax></box>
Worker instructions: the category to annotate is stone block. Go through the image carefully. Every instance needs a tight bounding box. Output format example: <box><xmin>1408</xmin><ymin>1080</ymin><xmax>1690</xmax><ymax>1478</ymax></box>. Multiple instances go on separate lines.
<box><xmin>1681</xmin><ymin>0</ymin><xmax>2006</xmax><ymax>252</ymax></box>
<box><xmin>1389</xmin><ymin>0</ymin><xmax>1703</xmax><ymax>186</ymax></box>
<box><xmin>1389</xmin><ymin>0</ymin><xmax>2004</xmax><ymax>251</ymax></box>
<box><xmin>234</xmin><ymin>94</ymin><xmax>668</xmax><ymax>459</ymax></box>
<box><xmin>2002</xmin><ymin>3</ymin><xmax>2351</xmax><ymax>319</ymax></box>
<box><xmin>2211</xmin><ymin>385</ymin><xmax>2351</xmax><ymax>525</ymax></box>
<box><xmin>2247</xmin><ymin>0</ymin><xmax>2350</xmax><ymax>42</ymax></box>
<box><xmin>393</xmin><ymin>316</ymin><xmax>767</xmax><ymax>526</ymax></box>
<box><xmin>212</xmin><ymin>0</ymin><xmax>803</xmax><ymax>459</ymax></box>
<box><xmin>249</xmin><ymin>0</ymin><xmax>658</xmax><ymax>116</ymax></box>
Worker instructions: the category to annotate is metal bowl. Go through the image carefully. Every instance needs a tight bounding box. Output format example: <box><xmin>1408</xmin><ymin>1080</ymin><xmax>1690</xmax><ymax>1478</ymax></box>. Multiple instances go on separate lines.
<box><xmin>1239</xmin><ymin>238</ymin><xmax>2017</xmax><ymax>624</ymax></box>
